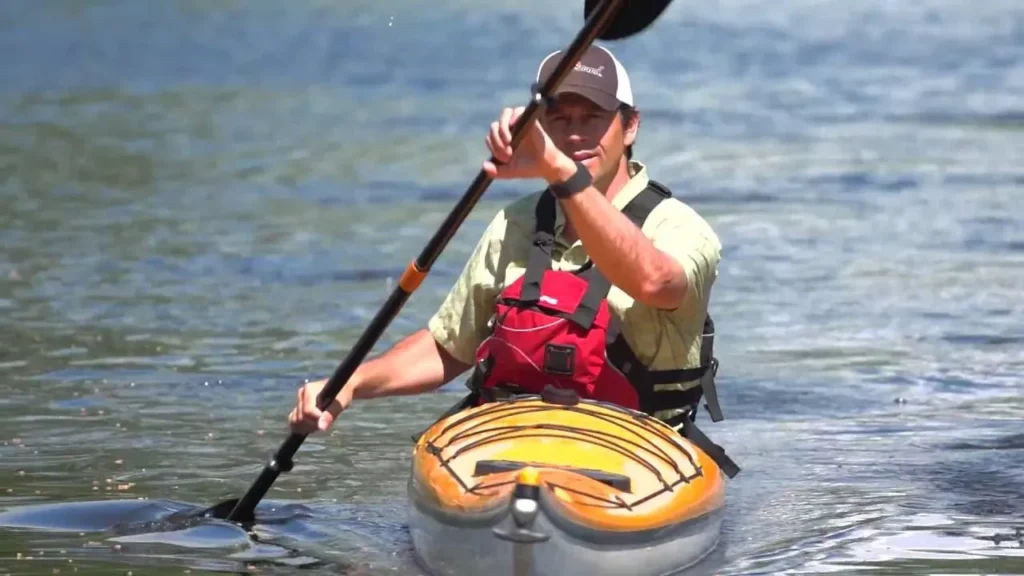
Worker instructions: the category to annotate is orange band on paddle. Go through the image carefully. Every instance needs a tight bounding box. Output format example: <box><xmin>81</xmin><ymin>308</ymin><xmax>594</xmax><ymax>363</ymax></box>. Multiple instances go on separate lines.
<box><xmin>398</xmin><ymin>261</ymin><xmax>427</xmax><ymax>293</ymax></box>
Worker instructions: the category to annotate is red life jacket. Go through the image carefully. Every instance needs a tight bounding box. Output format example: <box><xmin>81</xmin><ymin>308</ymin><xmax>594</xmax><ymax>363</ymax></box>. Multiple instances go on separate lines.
<box><xmin>467</xmin><ymin>182</ymin><xmax>725</xmax><ymax>426</ymax></box>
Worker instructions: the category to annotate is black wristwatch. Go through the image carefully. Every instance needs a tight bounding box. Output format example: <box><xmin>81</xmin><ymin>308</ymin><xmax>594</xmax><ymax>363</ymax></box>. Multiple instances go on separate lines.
<box><xmin>548</xmin><ymin>161</ymin><xmax>593</xmax><ymax>199</ymax></box>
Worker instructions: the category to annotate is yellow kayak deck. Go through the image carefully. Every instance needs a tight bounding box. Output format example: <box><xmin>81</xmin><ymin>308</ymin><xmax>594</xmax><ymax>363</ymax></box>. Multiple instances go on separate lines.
<box><xmin>411</xmin><ymin>396</ymin><xmax>725</xmax><ymax>533</ymax></box>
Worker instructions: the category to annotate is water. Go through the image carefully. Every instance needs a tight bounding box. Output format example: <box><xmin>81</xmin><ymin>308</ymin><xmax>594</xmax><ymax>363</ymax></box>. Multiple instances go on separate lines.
<box><xmin>1</xmin><ymin>0</ymin><xmax>1022</xmax><ymax>573</ymax></box>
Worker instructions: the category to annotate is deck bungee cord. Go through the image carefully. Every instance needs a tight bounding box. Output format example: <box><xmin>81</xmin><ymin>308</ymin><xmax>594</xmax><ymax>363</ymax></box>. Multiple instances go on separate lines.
<box><xmin>418</xmin><ymin>395</ymin><xmax>706</xmax><ymax>510</ymax></box>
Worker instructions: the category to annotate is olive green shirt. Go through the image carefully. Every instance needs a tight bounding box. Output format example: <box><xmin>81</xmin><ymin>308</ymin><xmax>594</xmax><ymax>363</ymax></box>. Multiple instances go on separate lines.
<box><xmin>428</xmin><ymin>161</ymin><xmax>722</xmax><ymax>413</ymax></box>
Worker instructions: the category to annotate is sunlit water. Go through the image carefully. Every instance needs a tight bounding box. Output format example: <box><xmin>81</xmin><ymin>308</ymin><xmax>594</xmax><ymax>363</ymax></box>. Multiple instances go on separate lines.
<box><xmin>1</xmin><ymin>0</ymin><xmax>1022</xmax><ymax>574</ymax></box>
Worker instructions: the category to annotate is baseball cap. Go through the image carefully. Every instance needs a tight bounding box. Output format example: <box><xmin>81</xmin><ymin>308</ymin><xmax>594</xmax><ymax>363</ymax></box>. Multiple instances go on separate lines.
<box><xmin>535</xmin><ymin>45</ymin><xmax>634</xmax><ymax>111</ymax></box>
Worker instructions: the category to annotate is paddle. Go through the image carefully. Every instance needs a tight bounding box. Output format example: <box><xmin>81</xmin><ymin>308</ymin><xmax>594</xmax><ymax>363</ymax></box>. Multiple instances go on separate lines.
<box><xmin>202</xmin><ymin>0</ymin><xmax>679</xmax><ymax>524</ymax></box>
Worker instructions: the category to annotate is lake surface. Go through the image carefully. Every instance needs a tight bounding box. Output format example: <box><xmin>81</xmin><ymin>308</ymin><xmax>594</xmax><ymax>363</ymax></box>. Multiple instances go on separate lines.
<box><xmin>1</xmin><ymin>0</ymin><xmax>1022</xmax><ymax>574</ymax></box>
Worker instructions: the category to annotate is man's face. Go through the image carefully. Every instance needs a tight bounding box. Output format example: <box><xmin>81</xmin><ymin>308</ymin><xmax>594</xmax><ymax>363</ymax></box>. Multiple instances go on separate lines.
<box><xmin>540</xmin><ymin>92</ymin><xmax>637</xmax><ymax>182</ymax></box>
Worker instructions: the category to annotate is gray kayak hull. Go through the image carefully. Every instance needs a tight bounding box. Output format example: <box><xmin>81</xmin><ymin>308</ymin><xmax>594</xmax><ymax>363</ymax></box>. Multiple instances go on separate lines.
<box><xmin>408</xmin><ymin>474</ymin><xmax>724</xmax><ymax>576</ymax></box>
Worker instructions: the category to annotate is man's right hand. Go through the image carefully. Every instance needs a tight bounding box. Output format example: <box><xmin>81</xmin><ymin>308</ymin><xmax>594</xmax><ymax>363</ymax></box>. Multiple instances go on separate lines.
<box><xmin>287</xmin><ymin>377</ymin><xmax>355</xmax><ymax>434</ymax></box>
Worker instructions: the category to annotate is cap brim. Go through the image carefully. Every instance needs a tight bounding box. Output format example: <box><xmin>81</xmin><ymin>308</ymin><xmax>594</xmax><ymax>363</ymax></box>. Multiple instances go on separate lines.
<box><xmin>551</xmin><ymin>84</ymin><xmax>621</xmax><ymax>111</ymax></box>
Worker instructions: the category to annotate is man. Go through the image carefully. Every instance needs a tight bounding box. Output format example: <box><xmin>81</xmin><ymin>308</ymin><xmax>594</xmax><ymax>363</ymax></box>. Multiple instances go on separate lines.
<box><xmin>289</xmin><ymin>45</ymin><xmax>724</xmax><ymax>440</ymax></box>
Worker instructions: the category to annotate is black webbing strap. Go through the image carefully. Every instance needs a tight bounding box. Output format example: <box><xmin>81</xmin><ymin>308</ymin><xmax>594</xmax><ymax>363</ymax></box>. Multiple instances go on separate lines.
<box><xmin>698</xmin><ymin>315</ymin><xmax>723</xmax><ymax>422</ymax></box>
<box><xmin>622</xmin><ymin>179</ymin><xmax>671</xmax><ymax>225</ymax></box>
<box><xmin>606</xmin><ymin>334</ymin><xmax>706</xmax><ymax>413</ymax></box>
<box><xmin>571</xmin><ymin>268</ymin><xmax>610</xmax><ymax>330</ymax></box>
<box><xmin>520</xmin><ymin>192</ymin><xmax>557</xmax><ymax>304</ymax></box>
<box><xmin>680</xmin><ymin>416</ymin><xmax>740</xmax><ymax>479</ymax></box>
<box><xmin>609</xmin><ymin>339</ymin><xmax>710</xmax><ymax>384</ymax></box>
<box><xmin>524</xmin><ymin>192</ymin><xmax>611</xmax><ymax>330</ymax></box>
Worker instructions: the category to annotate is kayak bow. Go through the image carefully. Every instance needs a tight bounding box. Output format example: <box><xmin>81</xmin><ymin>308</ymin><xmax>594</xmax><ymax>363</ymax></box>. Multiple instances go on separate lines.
<box><xmin>408</xmin><ymin>392</ymin><xmax>727</xmax><ymax>576</ymax></box>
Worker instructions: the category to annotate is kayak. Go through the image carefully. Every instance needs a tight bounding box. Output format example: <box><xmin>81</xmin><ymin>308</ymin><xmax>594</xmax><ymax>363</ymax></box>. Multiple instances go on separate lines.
<box><xmin>407</xmin><ymin>390</ymin><xmax>728</xmax><ymax>576</ymax></box>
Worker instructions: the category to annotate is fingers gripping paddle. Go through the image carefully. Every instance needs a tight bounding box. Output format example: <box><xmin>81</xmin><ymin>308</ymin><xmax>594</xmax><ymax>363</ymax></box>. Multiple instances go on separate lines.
<box><xmin>202</xmin><ymin>0</ymin><xmax>678</xmax><ymax>524</ymax></box>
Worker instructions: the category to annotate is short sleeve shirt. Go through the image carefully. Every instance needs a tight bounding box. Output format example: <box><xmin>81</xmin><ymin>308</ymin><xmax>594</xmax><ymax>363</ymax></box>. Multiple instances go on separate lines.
<box><xmin>427</xmin><ymin>161</ymin><xmax>722</xmax><ymax>408</ymax></box>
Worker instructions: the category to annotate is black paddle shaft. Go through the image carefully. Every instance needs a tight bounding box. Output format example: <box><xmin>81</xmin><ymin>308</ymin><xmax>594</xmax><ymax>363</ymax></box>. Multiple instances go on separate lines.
<box><xmin>222</xmin><ymin>0</ymin><xmax>641</xmax><ymax>523</ymax></box>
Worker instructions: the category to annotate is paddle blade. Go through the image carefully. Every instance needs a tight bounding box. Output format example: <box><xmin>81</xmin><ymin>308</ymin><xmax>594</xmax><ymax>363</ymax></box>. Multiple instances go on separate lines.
<box><xmin>586</xmin><ymin>0</ymin><xmax>675</xmax><ymax>40</ymax></box>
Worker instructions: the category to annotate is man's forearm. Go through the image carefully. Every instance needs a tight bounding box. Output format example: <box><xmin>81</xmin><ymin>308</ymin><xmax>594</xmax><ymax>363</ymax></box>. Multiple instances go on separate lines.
<box><xmin>352</xmin><ymin>329</ymin><xmax>471</xmax><ymax>400</ymax></box>
<box><xmin>549</xmin><ymin>164</ymin><xmax>687</xmax><ymax>310</ymax></box>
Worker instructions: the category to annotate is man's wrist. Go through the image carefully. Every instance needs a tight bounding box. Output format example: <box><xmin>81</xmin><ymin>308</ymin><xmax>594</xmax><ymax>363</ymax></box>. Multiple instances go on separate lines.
<box><xmin>542</xmin><ymin>153</ymin><xmax>579</xmax><ymax>184</ymax></box>
<box><xmin>348</xmin><ymin>370</ymin><xmax>371</xmax><ymax>400</ymax></box>
<box><xmin>545</xmin><ymin>158</ymin><xmax>592</xmax><ymax>199</ymax></box>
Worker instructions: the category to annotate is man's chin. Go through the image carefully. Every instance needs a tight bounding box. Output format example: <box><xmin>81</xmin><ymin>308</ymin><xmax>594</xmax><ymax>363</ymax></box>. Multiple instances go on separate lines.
<box><xmin>576</xmin><ymin>155</ymin><xmax>599</xmax><ymax>169</ymax></box>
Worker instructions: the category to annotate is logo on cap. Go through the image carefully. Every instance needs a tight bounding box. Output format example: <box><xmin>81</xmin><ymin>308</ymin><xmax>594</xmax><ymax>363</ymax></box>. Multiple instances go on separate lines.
<box><xmin>573</xmin><ymin>62</ymin><xmax>605</xmax><ymax>78</ymax></box>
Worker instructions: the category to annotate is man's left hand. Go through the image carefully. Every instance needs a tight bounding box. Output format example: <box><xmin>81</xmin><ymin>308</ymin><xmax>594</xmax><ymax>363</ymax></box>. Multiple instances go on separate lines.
<box><xmin>481</xmin><ymin>106</ymin><xmax>574</xmax><ymax>184</ymax></box>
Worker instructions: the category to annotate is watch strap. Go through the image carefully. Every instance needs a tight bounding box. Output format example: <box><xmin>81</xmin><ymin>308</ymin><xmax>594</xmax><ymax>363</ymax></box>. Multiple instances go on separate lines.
<box><xmin>548</xmin><ymin>161</ymin><xmax>593</xmax><ymax>199</ymax></box>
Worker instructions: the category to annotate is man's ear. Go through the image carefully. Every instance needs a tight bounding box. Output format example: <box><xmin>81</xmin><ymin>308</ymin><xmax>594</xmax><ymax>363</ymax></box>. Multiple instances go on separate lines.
<box><xmin>623</xmin><ymin>108</ymin><xmax>640</xmax><ymax>147</ymax></box>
